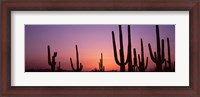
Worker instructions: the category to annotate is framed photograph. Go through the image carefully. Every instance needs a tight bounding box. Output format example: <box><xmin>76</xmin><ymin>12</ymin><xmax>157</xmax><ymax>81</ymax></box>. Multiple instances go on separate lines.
<box><xmin>1</xmin><ymin>0</ymin><xmax>199</xmax><ymax>96</ymax></box>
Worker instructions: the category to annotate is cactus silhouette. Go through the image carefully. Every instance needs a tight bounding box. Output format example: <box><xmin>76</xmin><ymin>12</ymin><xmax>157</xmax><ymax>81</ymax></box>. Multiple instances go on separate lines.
<box><xmin>70</xmin><ymin>45</ymin><xmax>83</xmax><ymax>72</ymax></box>
<box><xmin>57</xmin><ymin>62</ymin><xmax>61</xmax><ymax>71</ymax></box>
<box><xmin>99</xmin><ymin>53</ymin><xmax>105</xmax><ymax>72</ymax></box>
<box><xmin>148</xmin><ymin>25</ymin><xmax>165</xmax><ymax>72</ymax></box>
<box><xmin>48</xmin><ymin>45</ymin><xmax>57</xmax><ymax>72</ymax></box>
<box><xmin>133</xmin><ymin>48</ymin><xmax>138</xmax><ymax>71</ymax></box>
<box><xmin>112</xmin><ymin>25</ymin><xmax>129</xmax><ymax>72</ymax></box>
<box><xmin>164</xmin><ymin>37</ymin><xmax>175</xmax><ymax>72</ymax></box>
<box><xmin>137</xmin><ymin>38</ymin><xmax>148</xmax><ymax>72</ymax></box>
<box><xmin>126</xmin><ymin>25</ymin><xmax>135</xmax><ymax>72</ymax></box>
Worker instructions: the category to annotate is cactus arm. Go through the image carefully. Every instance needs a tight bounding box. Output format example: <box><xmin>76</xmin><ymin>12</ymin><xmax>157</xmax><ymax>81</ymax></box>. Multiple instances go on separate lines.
<box><xmin>165</xmin><ymin>37</ymin><xmax>173</xmax><ymax>71</ymax></box>
<box><xmin>70</xmin><ymin>58</ymin><xmax>76</xmax><ymax>71</ymax></box>
<box><xmin>156</xmin><ymin>25</ymin><xmax>161</xmax><ymax>61</ymax></box>
<box><xmin>148</xmin><ymin>44</ymin><xmax>156</xmax><ymax>62</ymax></box>
<box><xmin>161</xmin><ymin>39</ymin><xmax>165</xmax><ymax>63</ymax></box>
<box><xmin>132</xmin><ymin>48</ymin><xmax>137</xmax><ymax>71</ymax></box>
<box><xmin>119</xmin><ymin>25</ymin><xmax>126</xmax><ymax>66</ymax></box>
<box><xmin>125</xmin><ymin>25</ymin><xmax>131</xmax><ymax>64</ymax></box>
<box><xmin>48</xmin><ymin>45</ymin><xmax>51</xmax><ymax>65</ymax></box>
<box><xmin>119</xmin><ymin>25</ymin><xmax>124</xmax><ymax>56</ymax></box>
<box><xmin>75</xmin><ymin>45</ymin><xmax>79</xmax><ymax>70</ymax></box>
<box><xmin>140</xmin><ymin>38</ymin><xmax>144</xmax><ymax>64</ymax></box>
<box><xmin>141</xmin><ymin>38</ymin><xmax>148</xmax><ymax>70</ymax></box>
<box><xmin>79</xmin><ymin>63</ymin><xmax>83</xmax><ymax>71</ymax></box>
<box><xmin>144</xmin><ymin>57</ymin><xmax>148</xmax><ymax>69</ymax></box>
<box><xmin>112</xmin><ymin>31</ymin><xmax>120</xmax><ymax>65</ymax></box>
<box><xmin>138</xmin><ymin>54</ymin><xmax>141</xmax><ymax>65</ymax></box>
<box><xmin>52</xmin><ymin>52</ymin><xmax>57</xmax><ymax>65</ymax></box>
<box><xmin>133</xmin><ymin>48</ymin><xmax>137</xmax><ymax>65</ymax></box>
<box><xmin>54</xmin><ymin>52</ymin><xmax>57</xmax><ymax>57</ymax></box>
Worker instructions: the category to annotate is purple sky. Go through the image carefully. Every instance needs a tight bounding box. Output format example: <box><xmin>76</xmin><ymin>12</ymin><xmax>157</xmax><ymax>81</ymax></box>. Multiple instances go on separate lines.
<box><xmin>25</xmin><ymin>25</ymin><xmax>175</xmax><ymax>71</ymax></box>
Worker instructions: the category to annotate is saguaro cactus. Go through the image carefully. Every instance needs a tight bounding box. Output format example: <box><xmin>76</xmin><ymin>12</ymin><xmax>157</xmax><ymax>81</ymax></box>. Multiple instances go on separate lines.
<box><xmin>126</xmin><ymin>25</ymin><xmax>134</xmax><ymax>72</ymax></box>
<box><xmin>48</xmin><ymin>45</ymin><xmax>57</xmax><ymax>72</ymax></box>
<box><xmin>164</xmin><ymin>37</ymin><xmax>175</xmax><ymax>72</ymax></box>
<box><xmin>57</xmin><ymin>62</ymin><xmax>62</xmax><ymax>71</ymax></box>
<box><xmin>112</xmin><ymin>25</ymin><xmax>129</xmax><ymax>72</ymax></box>
<box><xmin>133</xmin><ymin>48</ymin><xmax>138</xmax><ymax>71</ymax></box>
<box><xmin>70</xmin><ymin>45</ymin><xmax>83</xmax><ymax>72</ymax></box>
<box><xmin>137</xmin><ymin>38</ymin><xmax>148</xmax><ymax>72</ymax></box>
<box><xmin>148</xmin><ymin>25</ymin><xmax>165</xmax><ymax>72</ymax></box>
<box><xmin>99</xmin><ymin>53</ymin><xmax>105</xmax><ymax>72</ymax></box>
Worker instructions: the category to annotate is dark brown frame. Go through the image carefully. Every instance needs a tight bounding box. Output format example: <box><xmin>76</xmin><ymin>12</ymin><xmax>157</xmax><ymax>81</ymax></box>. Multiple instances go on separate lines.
<box><xmin>0</xmin><ymin>0</ymin><xmax>199</xmax><ymax>96</ymax></box>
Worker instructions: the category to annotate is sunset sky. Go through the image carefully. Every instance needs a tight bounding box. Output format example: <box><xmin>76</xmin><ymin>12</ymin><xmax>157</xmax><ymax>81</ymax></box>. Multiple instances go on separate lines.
<box><xmin>25</xmin><ymin>25</ymin><xmax>175</xmax><ymax>72</ymax></box>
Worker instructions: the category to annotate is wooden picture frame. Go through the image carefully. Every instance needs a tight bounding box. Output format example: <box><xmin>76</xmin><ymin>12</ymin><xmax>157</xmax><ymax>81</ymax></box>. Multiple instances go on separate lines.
<box><xmin>1</xmin><ymin>0</ymin><xmax>199</xmax><ymax>96</ymax></box>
